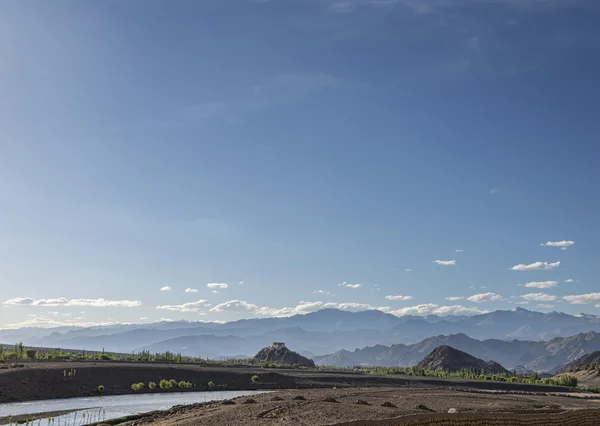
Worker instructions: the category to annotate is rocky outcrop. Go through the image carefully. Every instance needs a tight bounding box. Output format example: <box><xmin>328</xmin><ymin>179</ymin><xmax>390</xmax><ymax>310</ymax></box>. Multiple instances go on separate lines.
<box><xmin>254</xmin><ymin>342</ymin><xmax>315</xmax><ymax>367</ymax></box>
<box><xmin>416</xmin><ymin>345</ymin><xmax>509</xmax><ymax>374</ymax></box>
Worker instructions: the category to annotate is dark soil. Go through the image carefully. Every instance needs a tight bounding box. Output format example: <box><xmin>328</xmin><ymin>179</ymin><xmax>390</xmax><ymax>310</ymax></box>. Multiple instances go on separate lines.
<box><xmin>0</xmin><ymin>361</ymin><xmax>586</xmax><ymax>403</ymax></box>
<box><xmin>105</xmin><ymin>387</ymin><xmax>600</xmax><ymax>426</ymax></box>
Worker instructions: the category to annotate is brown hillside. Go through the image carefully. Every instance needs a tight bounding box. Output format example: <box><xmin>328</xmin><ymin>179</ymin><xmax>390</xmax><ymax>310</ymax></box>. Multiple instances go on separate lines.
<box><xmin>417</xmin><ymin>345</ymin><xmax>509</xmax><ymax>374</ymax></box>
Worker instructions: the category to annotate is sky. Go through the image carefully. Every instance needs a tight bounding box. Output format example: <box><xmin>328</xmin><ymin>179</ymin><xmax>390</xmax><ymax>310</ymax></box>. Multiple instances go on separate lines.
<box><xmin>1</xmin><ymin>0</ymin><xmax>600</xmax><ymax>329</ymax></box>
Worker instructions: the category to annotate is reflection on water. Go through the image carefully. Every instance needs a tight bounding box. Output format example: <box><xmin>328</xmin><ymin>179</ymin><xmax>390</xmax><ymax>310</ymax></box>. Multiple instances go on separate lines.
<box><xmin>0</xmin><ymin>390</ymin><xmax>266</xmax><ymax>425</ymax></box>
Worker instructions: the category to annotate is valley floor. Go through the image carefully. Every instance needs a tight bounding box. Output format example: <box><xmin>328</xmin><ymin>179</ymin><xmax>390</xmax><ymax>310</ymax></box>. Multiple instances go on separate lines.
<box><xmin>0</xmin><ymin>361</ymin><xmax>582</xmax><ymax>403</ymax></box>
<box><xmin>109</xmin><ymin>387</ymin><xmax>600</xmax><ymax>426</ymax></box>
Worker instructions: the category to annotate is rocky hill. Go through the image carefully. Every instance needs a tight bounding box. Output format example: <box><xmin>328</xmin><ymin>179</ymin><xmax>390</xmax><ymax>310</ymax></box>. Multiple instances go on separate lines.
<box><xmin>254</xmin><ymin>342</ymin><xmax>315</xmax><ymax>367</ymax></box>
<box><xmin>557</xmin><ymin>351</ymin><xmax>600</xmax><ymax>373</ymax></box>
<box><xmin>416</xmin><ymin>345</ymin><xmax>510</xmax><ymax>374</ymax></box>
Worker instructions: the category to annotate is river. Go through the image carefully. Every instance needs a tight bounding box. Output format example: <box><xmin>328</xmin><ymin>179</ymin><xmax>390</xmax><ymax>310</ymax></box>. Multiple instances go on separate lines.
<box><xmin>0</xmin><ymin>390</ymin><xmax>266</xmax><ymax>425</ymax></box>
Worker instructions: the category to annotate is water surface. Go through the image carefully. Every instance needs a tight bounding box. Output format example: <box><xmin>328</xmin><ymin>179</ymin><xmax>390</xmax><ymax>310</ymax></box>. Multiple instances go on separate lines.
<box><xmin>0</xmin><ymin>390</ymin><xmax>265</xmax><ymax>425</ymax></box>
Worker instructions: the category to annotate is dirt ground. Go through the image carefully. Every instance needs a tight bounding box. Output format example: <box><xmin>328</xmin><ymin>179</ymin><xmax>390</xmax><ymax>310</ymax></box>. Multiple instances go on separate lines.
<box><xmin>0</xmin><ymin>361</ymin><xmax>583</xmax><ymax>403</ymax></box>
<box><xmin>112</xmin><ymin>387</ymin><xmax>600</xmax><ymax>426</ymax></box>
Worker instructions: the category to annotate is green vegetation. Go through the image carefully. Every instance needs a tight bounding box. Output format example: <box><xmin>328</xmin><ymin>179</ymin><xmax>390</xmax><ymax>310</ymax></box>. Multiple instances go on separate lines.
<box><xmin>178</xmin><ymin>380</ymin><xmax>193</xmax><ymax>389</ymax></box>
<box><xmin>97</xmin><ymin>385</ymin><xmax>105</xmax><ymax>393</ymax></box>
<box><xmin>131</xmin><ymin>382</ymin><xmax>145</xmax><ymax>391</ymax></box>
<box><xmin>251</xmin><ymin>375</ymin><xmax>259</xmax><ymax>383</ymax></box>
<box><xmin>357</xmin><ymin>366</ymin><xmax>579</xmax><ymax>388</ymax></box>
<box><xmin>208</xmin><ymin>381</ymin><xmax>215</xmax><ymax>389</ymax></box>
<box><xmin>148</xmin><ymin>381</ymin><xmax>157</xmax><ymax>390</ymax></box>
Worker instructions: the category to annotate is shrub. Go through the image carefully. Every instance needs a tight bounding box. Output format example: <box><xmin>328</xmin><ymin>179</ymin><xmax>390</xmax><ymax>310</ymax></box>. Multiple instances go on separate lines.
<box><xmin>159</xmin><ymin>379</ymin><xmax>170</xmax><ymax>389</ymax></box>
<box><xmin>149</xmin><ymin>381</ymin><xmax>157</xmax><ymax>390</ymax></box>
<box><xmin>178</xmin><ymin>381</ymin><xmax>187</xmax><ymax>389</ymax></box>
<box><xmin>557</xmin><ymin>374</ymin><xmax>578</xmax><ymax>388</ymax></box>
<box><xmin>97</xmin><ymin>385</ymin><xmax>104</xmax><ymax>393</ymax></box>
<box><xmin>131</xmin><ymin>382</ymin><xmax>145</xmax><ymax>391</ymax></box>
<box><xmin>251</xmin><ymin>375</ymin><xmax>259</xmax><ymax>383</ymax></box>
<box><xmin>208</xmin><ymin>381</ymin><xmax>215</xmax><ymax>389</ymax></box>
<box><xmin>26</xmin><ymin>349</ymin><xmax>36</xmax><ymax>359</ymax></box>
<box><xmin>168</xmin><ymin>379</ymin><xmax>177</xmax><ymax>388</ymax></box>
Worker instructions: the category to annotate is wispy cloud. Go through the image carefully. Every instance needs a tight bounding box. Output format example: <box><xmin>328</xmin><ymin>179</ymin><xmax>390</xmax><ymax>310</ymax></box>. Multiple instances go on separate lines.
<box><xmin>537</xmin><ymin>304</ymin><xmax>555</xmax><ymax>309</ymax></box>
<box><xmin>445</xmin><ymin>296</ymin><xmax>464</xmax><ymax>301</ymax></box>
<box><xmin>490</xmin><ymin>188</ymin><xmax>500</xmax><ymax>195</ymax></box>
<box><xmin>339</xmin><ymin>282</ymin><xmax>363</xmax><ymax>289</ymax></box>
<box><xmin>467</xmin><ymin>293</ymin><xmax>503</xmax><ymax>303</ymax></box>
<box><xmin>511</xmin><ymin>261</ymin><xmax>560</xmax><ymax>271</ymax></box>
<box><xmin>563</xmin><ymin>293</ymin><xmax>600</xmax><ymax>305</ymax></box>
<box><xmin>156</xmin><ymin>300</ymin><xmax>212</xmax><ymax>313</ymax></box>
<box><xmin>523</xmin><ymin>281</ymin><xmax>559</xmax><ymax>289</ymax></box>
<box><xmin>313</xmin><ymin>289</ymin><xmax>332</xmax><ymax>295</ymax></box>
<box><xmin>239</xmin><ymin>281</ymin><xmax>245</xmax><ymax>285</ymax></box>
<box><xmin>185</xmin><ymin>73</ymin><xmax>361</xmax><ymax>123</ymax></box>
<box><xmin>405</xmin><ymin>269</ymin><xmax>413</xmax><ymax>272</ymax></box>
<box><xmin>519</xmin><ymin>293</ymin><xmax>557</xmax><ymax>302</ymax></box>
<box><xmin>541</xmin><ymin>240</ymin><xmax>575</xmax><ymax>250</ymax></box>
<box><xmin>564</xmin><ymin>279</ymin><xmax>574</xmax><ymax>283</ymax></box>
<box><xmin>3</xmin><ymin>297</ymin><xmax>141</xmax><ymax>308</ymax></box>
<box><xmin>455</xmin><ymin>249</ymin><xmax>464</xmax><ymax>253</ymax></box>
<box><xmin>207</xmin><ymin>283</ymin><xmax>228</xmax><ymax>289</ymax></box>
<box><xmin>184</xmin><ymin>288</ymin><xmax>199</xmax><ymax>293</ymax></box>
<box><xmin>385</xmin><ymin>295</ymin><xmax>413</xmax><ymax>301</ymax></box>
<box><xmin>434</xmin><ymin>260</ymin><xmax>456</xmax><ymax>266</ymax></box>
<box><xmin>160</xmin><ymin>286</ymin><xmax>172</xmax><ymax>292</ymax></box>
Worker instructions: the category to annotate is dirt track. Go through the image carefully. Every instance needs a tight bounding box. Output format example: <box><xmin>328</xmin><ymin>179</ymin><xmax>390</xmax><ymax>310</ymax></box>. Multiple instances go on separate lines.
<box><xmin>0</xmin><ymin>361</ymin><xmax>581</xmax><ymax>403</ymax></box>
<box><xmin>109</xmin><ymin>387</ymin><xmax>600</xmax><ymax>426</ymax></box>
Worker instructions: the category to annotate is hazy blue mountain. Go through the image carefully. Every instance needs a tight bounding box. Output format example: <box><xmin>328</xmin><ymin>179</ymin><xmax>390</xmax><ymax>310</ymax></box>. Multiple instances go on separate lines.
<box><xmin>315</xmin><ymin>331</ymin><xmax>600</xmax><ymax>372</ymax></box>
<box><xmin>3</xmin><ymin>308</ymin><xmax>600</xmax><ymax>362</ymax></box>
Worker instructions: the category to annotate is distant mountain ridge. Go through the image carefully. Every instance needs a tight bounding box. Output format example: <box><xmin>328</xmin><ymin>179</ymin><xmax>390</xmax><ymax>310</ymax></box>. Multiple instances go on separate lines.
<box><xmin>1</xmin><ymin>308</ymin><xmax>600</xmax><ymax>364</ymax></box>
<box><xmin>417</xmin><ymin>345</ymin><xmax>509</xmax><ymax>375</ymax></box>
<box><xmin>314</xmin><ymin>331</ymin><xmax>600</xmax><ymax>373</ymax></box>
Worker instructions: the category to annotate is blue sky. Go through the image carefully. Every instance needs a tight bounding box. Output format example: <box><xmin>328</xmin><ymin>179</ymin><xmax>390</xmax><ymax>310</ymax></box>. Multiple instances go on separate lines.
<box><xmin>1</xmin><ymin>0</ymin><xmax>600</xmax><ymax>328</ymax></box>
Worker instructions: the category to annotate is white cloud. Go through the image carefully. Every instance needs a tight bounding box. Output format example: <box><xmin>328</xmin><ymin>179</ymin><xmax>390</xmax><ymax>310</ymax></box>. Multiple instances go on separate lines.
<box><xmin>515</xmin><ymin>301</ymin><xmax>529</xmax><ymax>305</ymax></box>
<box><xmin>313</xmin><ymin>290</ymin><xmax>331</xmax><ymax>295</ymax></box>
<box><xmin>385</xmin><ymin>295</ymin><xmax>413</xmax><ymax>301</ymax></box>
<box><xmin>490</xmin><ymin>188</ymin><xmax>500</xmax><ymax>195</ymax></box>
<box><xmin>2</xmin><ymin>316</ymin><xmax>126</xmax><ymax>329</ymax></box>
<box><xmin>339</xmin><ymin>282</ymin><xmax>362</xmax><ymax>289</ymax></box>
<box><xmin>563</xmin><ymin>293</ymin><xmax>600</xmax><ymax>305</ymax></box>
<box><xmin>511</xmin><ymin>261</ymin><xmax>560</xmax><ymax>271</ymax></box>
<box><xmin>523</xmin><ymin>281</ymin><xmax>559</xmax><ymax>289</ymax></box>
<box><xmin>445</xmin><ymin>296</ymin><xmax>464</xmax><ymax>301</ymax></box>
<box><xmin>541</xmin><ymin>241</ymin><xmax>575</xmax><ymax>250</ymax></box>
<box><xmin>386</xmin><ymin>304</ymin><xmax>486</xmax><ymax>317</ymax></box>
<box><xmin>519</xmin><ymin>293</ymin><xmax>557</xmax><ymax>301</ymax></box>
<box><xmin>209</xmin><ymin>300</ymin><xmax>261</xmax><ymax>313</ymax></box>
<box><xmin>184</xmin><ymin>288</ymin><xmax>199</xmax><ymax>293</ymax></box>
<box><xmin>405</xmin><ymin>269</ymin><xmax>412</xmax><ymax>272</ymax></box>
<box><xmin>434</xmin><ymin>260</ymin><xmax>456</xmax><ymax>266</ymax></box>
<box><xmin>564</xmin><ymin>279</ymin><xmax>574</xmax><ymax>283</ymax></box>
<box><xmin>156</xmin><ymin>300</ymin><xmax>212</xmax><ymax>313</ymax></box>
<box><xmin>140</xmin><ymin>317</ymin><xmax>148</xmax><ymax>320</ymax></box>
<box><xmin>207</xmin><ymin>283</ymin><xmax>228</xmax><ymax>289</ymax></box>
<box><xmin>239</xmin><ymin>281</ymin><xmax>245</xmax><ymax>285</ymax></box>
<box><xmin>537</xmin><ymin>304</ymin><xmax>555</xmax><ymax>309</ymax></box>
<box><xmin>455</xmin><ymin>249</ymin><xmax>464</xmax><ymax>253</ymax></box>
<box><xmin>212</xmin><ymin>290</ymin><xmax>220</xmax><ymax>293</ymax></box>
<box><xmin>160</xmin><ymin>286</ymin><xmax>172</xmax><ymax>292</ymax></box>
<box><xmin>467</xmin><ymin>293</ymin><xmax>503</xmax><ymax>303</ymax></box>
<box><xmin>3</xmin><ymin>297</ymin><xmax>141</xmax><ymax>308</ymax></box>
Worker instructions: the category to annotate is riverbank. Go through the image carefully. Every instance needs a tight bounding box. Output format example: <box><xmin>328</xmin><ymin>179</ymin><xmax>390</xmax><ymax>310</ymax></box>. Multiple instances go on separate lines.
<box><xmin>0</xmin><ymin>361</ymin><xmax>582</xmax><ymax>403</ymax></box>
<box><xmin>99</xmin><ymin>387</ymin><xmax>600</xmax><ymax>426</ymax></box>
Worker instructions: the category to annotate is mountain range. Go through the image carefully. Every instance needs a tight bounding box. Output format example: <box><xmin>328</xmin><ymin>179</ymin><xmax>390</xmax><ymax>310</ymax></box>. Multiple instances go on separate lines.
<box><xmin>314</xmin><ymin>331</ymin><xmax>600</xmax><ymax>372</ymax></box>
<box><xmin>1</xmin><ymin>308</ymin><xmax>600</xmax><ymax>366</ymax></box>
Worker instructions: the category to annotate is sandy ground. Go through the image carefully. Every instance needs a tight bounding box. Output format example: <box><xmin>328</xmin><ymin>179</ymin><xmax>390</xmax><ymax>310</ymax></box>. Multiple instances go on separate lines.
<box><xmin>111</xmin><ymin>387</ymin><xmax>600</xmax><ymax>426</ymax></box>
